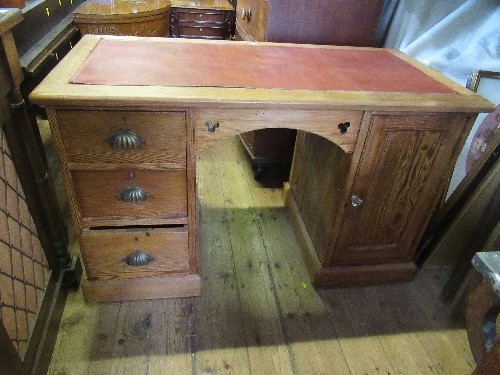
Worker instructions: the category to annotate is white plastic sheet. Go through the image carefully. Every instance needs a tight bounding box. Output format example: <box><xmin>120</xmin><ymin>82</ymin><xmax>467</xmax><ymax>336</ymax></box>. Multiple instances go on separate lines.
<box><xmin>383</xmin><ymin>0</ymin><xmax>500</xmax><ymax>197</ymax></box>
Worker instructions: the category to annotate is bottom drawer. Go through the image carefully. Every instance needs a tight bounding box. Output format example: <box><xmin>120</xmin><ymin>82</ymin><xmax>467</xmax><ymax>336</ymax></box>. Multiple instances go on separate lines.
<box><xmin>82</xmin><ymin>226</ymin><xmax>189</xmax><ymax>280</ymax></box>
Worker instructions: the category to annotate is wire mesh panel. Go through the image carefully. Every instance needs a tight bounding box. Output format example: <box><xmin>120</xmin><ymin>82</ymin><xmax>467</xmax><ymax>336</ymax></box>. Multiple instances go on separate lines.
<box><xmin>0</xmin><ymin>127</ymin><xmax>51</xmax><ymax>358</ymax></box>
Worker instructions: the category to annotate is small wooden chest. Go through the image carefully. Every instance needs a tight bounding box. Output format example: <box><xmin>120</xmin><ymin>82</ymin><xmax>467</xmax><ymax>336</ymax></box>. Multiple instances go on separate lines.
<box><xmin>73</xmin><ymin>0</ymin><xmax>171</xmax><ymax>37</ymax></box>
<box><xmin>170</xmin><ymin>0</ymin><xmax>234</xmax><ymax>39</ymax></box>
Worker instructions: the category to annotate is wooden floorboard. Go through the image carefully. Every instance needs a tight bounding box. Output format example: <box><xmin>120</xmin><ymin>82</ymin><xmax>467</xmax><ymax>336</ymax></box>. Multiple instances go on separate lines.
<box><xmin>47</xmin><ymin>136</ymin><xmax>476</xmax><ymax>375</ymax></box>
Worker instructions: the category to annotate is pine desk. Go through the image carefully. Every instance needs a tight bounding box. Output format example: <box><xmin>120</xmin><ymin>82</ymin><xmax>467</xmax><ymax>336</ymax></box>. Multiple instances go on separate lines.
<box><xmin>30</xmin><ymin>35</ymin><xmax>493</xmax><ymax>302</ymax></box>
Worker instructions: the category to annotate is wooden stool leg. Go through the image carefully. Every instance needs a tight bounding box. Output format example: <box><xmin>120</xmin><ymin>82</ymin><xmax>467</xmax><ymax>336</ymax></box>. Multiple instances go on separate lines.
<box><xmin>466</xmin><ymin>280</ymin><xmax>500</xmax><ymax>363</ymax></box>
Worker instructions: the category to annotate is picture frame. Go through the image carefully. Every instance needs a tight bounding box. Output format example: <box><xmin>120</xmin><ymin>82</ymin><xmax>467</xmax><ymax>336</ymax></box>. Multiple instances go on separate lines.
<box><xmin>446</xmin><ymin>70</ymin><xmax>500</xmax><ymax>200</ymax></box>
<box><xmin>416</xmin><ymin>70</ymin><xmax>500</xmax><ymax>265</ymax></box>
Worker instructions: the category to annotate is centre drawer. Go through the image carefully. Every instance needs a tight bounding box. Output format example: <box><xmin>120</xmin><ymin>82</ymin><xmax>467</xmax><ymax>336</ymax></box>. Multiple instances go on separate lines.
<box><xmin>82</xmin><ymin>226</ymin><xmax>189</xmax><ymax>280</ymax></box>
<box><xmin>72</xmin><ymin>169</ymin><xmax>187</xmax><ymax>224</ymax></box>
<box><xmin>55</xmin><ymin>110</ymin><xmax>186</xmax><ymax>168</ymax></box>
<box><xmin>193</xmin><ymin>108</ymin><xmax>363</xmax><ymax>154</ymax></box>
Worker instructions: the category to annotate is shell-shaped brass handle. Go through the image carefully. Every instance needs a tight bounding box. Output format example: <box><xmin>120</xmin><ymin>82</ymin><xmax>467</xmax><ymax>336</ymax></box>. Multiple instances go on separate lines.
<box><xmin>107</xmin><ymin>129</ymin><xmax>145</xmax><ymax>149</ymax></box>
<box><xmin>117</xmin><ymin>186</ymin><xmax>149</xmax><ymax>202</ymax></box>
<box><xmin>123</xmin><ymin>249</ymin><xmax>154</xmax><ymax>266</ymax></box>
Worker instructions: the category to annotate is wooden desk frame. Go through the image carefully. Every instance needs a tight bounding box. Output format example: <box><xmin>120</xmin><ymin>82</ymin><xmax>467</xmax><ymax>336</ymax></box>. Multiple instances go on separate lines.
<box><xmin>30</xmin><ymin>35</ymin><xmax>494</xmax><ymax>302</ymax></box>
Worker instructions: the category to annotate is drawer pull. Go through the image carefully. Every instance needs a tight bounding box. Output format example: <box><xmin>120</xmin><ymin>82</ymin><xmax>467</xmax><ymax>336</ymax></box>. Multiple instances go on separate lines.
<box><xmin>241</xmin><ymin>8</ymin><xmax>252</xmax><ymax>21</ymax></box>
<box><xmin>117</xmin><ymin>186</ymin><xmax>150</xmax><ymax>202</ymax></box>
<box><xmin>107</xmin><ymin>129</ymin><xmax>145</xmax><ymax>149</ymax></box>
<box><xmin>123</xmin><ymin>249</ymin><xmax>154</xmax><ymax>266</ymax></box>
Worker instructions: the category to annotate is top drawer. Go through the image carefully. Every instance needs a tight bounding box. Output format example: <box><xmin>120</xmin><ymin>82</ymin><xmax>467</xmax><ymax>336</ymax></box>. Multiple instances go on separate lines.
<box><xmin>236</xmin><ymin>0</ymin><xmax>268</xmax><ymax>41</ymax></box>
<box><xmin>55</xmin><ymin>110</ymin><xmax>186</xmax><ymax>168</ymax></box>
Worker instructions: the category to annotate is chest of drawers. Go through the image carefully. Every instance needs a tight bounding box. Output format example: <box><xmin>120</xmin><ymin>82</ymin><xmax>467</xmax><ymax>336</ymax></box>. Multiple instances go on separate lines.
<box><xmin>170</xmin><ymin>0</ymin><xmax>234</xmax><ymax>39</ymax></box>
<box><xmin>30</xmin><ymin>35</ymin><xmax>493</xmax><ymax>302</ymax></box>
<box><xmin>235</xmin><ymin>0</ymin><xmax>384</xmax><ymax>44</ymax></box>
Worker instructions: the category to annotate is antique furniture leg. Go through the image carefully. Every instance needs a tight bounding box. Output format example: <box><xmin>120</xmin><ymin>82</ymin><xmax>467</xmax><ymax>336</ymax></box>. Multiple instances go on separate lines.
<box><xmin>467</xmin><ymin>252</ymin><xmax>500</xmax><ymax>372</ymax></box>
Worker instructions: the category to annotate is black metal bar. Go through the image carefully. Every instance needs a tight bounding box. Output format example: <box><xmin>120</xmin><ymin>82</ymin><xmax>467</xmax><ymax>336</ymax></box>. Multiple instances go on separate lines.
<box><xmin>7</xmin><ymin>87</ymin><xmax>70</xmax><ymax>270</ymax></box>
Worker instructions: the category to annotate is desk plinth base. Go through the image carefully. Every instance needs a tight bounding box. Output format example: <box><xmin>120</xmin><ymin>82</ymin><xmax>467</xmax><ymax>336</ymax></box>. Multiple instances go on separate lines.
<box><xmin>81</xmin><ymin>273</ymin><xmax>201</xmax><ymax>303</ymax></box>
<box><xmin>313</xmin><ymin>263</ymin><xmax>417</xmax><ymax>288</ymax></box>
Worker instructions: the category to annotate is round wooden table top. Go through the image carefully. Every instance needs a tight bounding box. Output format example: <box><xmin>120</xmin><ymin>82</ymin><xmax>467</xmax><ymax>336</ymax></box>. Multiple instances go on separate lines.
<box><xmin>73</xmin><ymin>0</ymin><xmax>171</xmax><ymax>21</ymax></box>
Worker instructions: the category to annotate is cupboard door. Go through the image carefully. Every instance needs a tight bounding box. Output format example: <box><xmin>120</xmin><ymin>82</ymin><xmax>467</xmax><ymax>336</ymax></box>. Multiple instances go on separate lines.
<box><xmin>330</xmin><ymin>114</ymin><xmax>469</xmax><ymax>265</ymax></box>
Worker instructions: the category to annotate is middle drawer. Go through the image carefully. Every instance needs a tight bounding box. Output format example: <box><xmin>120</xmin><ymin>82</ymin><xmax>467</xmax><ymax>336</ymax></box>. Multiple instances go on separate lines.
<box><xmin>72</xmin><ymin>169</ymin><xmax>187</xmax><ymax>225</ymax></box>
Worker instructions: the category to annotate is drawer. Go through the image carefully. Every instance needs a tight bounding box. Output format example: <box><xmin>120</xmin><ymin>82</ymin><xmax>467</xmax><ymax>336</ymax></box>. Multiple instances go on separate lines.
<box><xmin>178</xmin><ymin>25</ymin><xmax>226</xmax><ymax>39</ymax></box>
<box><xmin>236</xmin><ymin>0</ymin><xmax>267</xmax><ymax>41</ymax></box>
<box><xmin>56</xmin><ymin>110</ymin><xmax>186</xmax><ymax>168</ymax></box>
<box><xmin>193</xmin><ymin>108</ymin><xmax>363</xmax><ymax>154</ymax></box>
<box><xmin>177</xmin><ymin>10</ymin><xmax>226</xmax><ymax>23</ymax></box>
<box><xmin>72</xmin><ymin>169</ymin><xmax>187</xmax><ymax>224</ymax></box>
<box><xmin>82</xmin><ymin>226</ymin><xmax>189</xmax><ymax>280</ymax></box>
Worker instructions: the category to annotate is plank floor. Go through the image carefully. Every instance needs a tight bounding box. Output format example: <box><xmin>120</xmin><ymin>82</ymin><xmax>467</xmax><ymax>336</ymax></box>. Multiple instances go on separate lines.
<box><xmin>46</xmin><ymin>136</ymin><xmax>476</xmax><ymax>375</ymax></box>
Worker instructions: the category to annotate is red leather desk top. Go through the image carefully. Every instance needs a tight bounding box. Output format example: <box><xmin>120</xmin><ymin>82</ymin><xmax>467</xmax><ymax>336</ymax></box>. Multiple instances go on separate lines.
<box><xmin>71</xmin><ymin>39</ymin><xmax>457</xmax><ymax>94</ymax></box>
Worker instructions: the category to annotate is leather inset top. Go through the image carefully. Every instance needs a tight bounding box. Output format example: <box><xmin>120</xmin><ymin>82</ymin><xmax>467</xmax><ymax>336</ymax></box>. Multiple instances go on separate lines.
<box><xmin>71</xmin><ymin>39</ymin><xmax>457</xmax><ymax>94</ymax></box>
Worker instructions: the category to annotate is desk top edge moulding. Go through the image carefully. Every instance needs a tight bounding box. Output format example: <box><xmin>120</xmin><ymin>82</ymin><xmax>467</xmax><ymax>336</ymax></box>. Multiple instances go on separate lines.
<box><xmin>30</xmin><ymin>35</ymin><xmax>492</xmax><ymax>112</ymax></box>
<box><xmin>29</xmin><ymin>35</ymin><xmax>494</xmax><ymax>302</ymax></box>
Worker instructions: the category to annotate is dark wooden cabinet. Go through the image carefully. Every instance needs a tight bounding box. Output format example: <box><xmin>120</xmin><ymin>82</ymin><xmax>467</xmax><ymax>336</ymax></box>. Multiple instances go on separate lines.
<box><xmin>235</xmin><ymin>0</ymin><xmax>384</xmax><ymax>45</ymax></box>
<box><xmin>235</xmin><ymin>0</ymin><xmax>385</xmax><ymax>187</ymax></box>
<box><xmin>170</xmin><ymin>0</ymin><xmax>234</xmax><ymax>40</ymax></box>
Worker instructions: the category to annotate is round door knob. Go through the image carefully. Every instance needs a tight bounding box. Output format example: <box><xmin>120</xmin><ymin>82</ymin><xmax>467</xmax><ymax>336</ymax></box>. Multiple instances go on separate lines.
<box><xmin>351</xmin><ymin>195</ymin><xmax>363</xmax><ymax>207</ymax></box>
